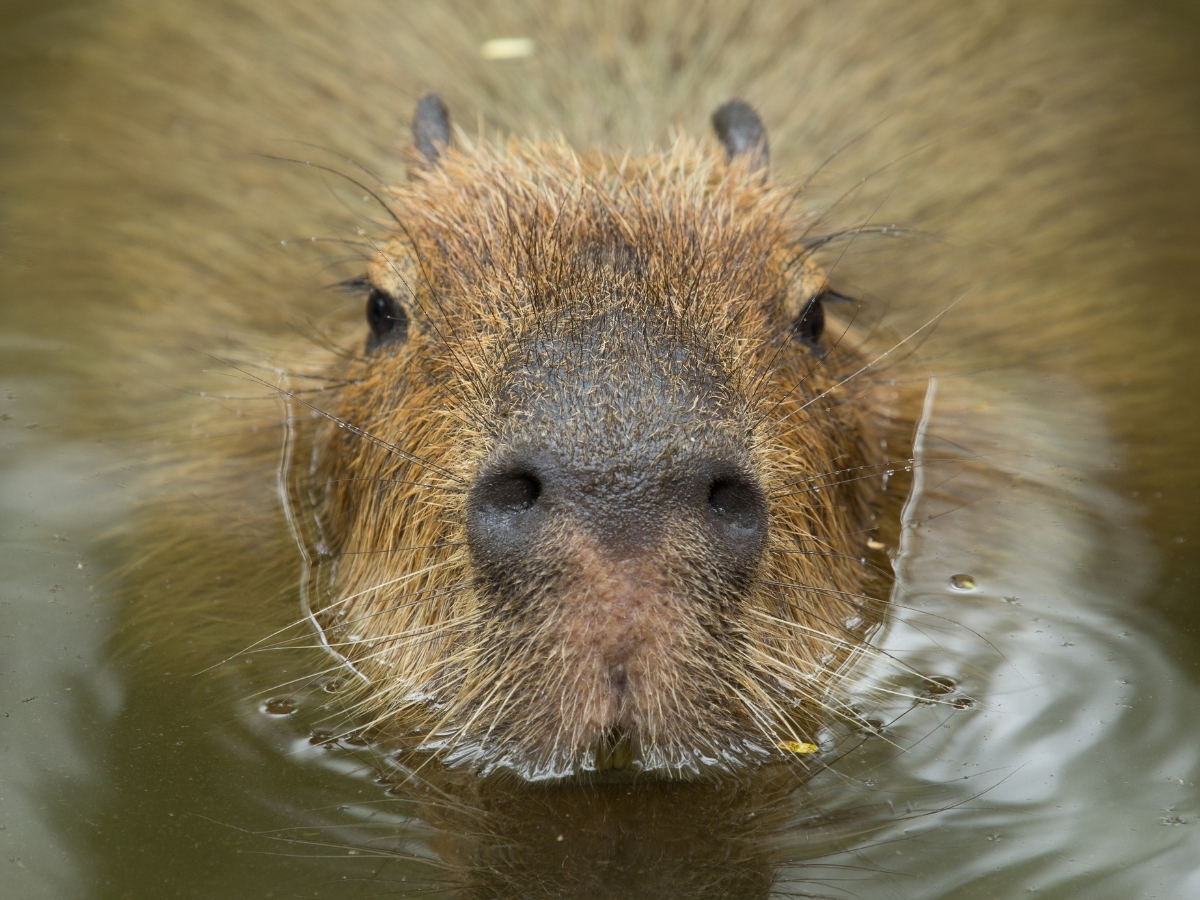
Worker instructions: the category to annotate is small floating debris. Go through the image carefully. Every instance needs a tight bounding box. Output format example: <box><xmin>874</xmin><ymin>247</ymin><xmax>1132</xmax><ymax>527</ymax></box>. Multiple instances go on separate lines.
<box><xmin>778</xmin><ymin>740</ymin><xmax>819</xmax><ymax>754</ymax></box>
<box><xmin>481</xmin><ymin>37</ymin><xmax>535</xmax><ymax>60</ymax></box>
<box><xmin>949</xmin><ymin>573</ymin><xmax>977</xmax><ymax>591</ymax></box>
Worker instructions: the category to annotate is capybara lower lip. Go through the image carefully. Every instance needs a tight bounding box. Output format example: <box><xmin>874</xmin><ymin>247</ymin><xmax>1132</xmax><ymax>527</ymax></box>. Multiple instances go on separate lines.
<box><xmin>306</xmin><ymin>95</ymin><xmax>890</xmax><ymax>777</ymax></box>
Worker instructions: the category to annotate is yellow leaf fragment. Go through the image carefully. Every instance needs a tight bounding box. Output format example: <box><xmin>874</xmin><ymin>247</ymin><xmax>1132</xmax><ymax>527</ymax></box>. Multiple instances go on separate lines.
<box><xmin>778</xmin><ymin>740</ymin><xmax>819</xmax><ymax>754</ymax></box>
<box><xmin>481</xmin><ymin>38</ymin><xmax>535</xmax><ymax>60</ymax></box>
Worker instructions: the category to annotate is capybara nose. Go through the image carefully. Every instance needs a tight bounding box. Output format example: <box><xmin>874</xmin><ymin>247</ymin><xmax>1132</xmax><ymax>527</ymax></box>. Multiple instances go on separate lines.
<box><xmin>465</xmin><ymin>450</ymin><xmax>769</xmax><ymax>570</ymax></box>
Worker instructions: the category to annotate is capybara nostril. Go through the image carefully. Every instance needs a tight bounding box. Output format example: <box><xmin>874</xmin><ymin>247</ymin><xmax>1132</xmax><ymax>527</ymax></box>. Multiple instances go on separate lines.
<box><xmin>707</xmin><ymin>475</ymin><xmax>768</xmax><ymax>539</ymax></box>
<box><xmin>467</xmin><ymin>450</ymin><xmax>768</xmax><ymax>578</ymax></box>
<box><xmin>466</xmin><ymin>468</ymin><xmax>545</xmax><ymax>565</ymax></box>
<box><xmin>477</xmin><ymin>470</ymin><xmax>542</xmax><ymax>513</ymax></box>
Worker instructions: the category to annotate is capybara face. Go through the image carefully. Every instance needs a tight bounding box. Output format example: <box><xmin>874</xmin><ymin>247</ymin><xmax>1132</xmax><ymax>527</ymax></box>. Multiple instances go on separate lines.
<box><xmin>305</xmin><ymin>100</ymin><xmax>885</xmax><ymax>778</ymax></box>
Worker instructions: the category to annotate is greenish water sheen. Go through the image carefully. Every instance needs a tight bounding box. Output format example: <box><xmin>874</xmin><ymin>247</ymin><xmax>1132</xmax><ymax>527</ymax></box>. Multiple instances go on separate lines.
<box><xmin>2</xmin><ymin>2</ymin><xmax>1200</xmax><ymax>898</ymax></box>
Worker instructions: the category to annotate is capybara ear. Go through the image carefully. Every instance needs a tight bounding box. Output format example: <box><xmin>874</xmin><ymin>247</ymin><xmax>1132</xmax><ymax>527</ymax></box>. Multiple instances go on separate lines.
<box><xmin>711</xmin><ymin>99</ymin><xmax>769</xmax><ymax>172</ymax></box>
<box><xmin>412</xmin><ymin>93</ymin><xmax>452</xmax><ymax>166</ymax></box>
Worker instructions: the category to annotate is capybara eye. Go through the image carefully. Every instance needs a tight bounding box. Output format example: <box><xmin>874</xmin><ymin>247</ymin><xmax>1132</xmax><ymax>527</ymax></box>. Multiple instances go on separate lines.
<box><xmin>365</xmin><ymin>287</ymin><xmax>408</xmax><ymax>351</ymax></box>
<box><xmin>793</xmin><ymin>295</ymin><xmax>825</xmax><ymax>346</ymax></box>
<box><xmin>708</xmin><ymin>476</ymin><xmax>767</xmax><ymax>534</ymax></box>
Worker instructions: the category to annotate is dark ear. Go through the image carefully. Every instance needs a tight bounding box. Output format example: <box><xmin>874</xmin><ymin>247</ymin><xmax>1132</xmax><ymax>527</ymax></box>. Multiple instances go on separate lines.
<box><xmin>711</xmin><ymin>99</ymin><xmax>769</xmax><ymax>172</ymax></box>
<box><xmin>412</xmin><ymin>93</ymin><xmax>452</xmax><ymax>165</ymax></box>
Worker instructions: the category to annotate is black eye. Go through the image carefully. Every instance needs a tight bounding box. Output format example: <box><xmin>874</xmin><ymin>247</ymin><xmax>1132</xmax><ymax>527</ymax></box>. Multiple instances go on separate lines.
<box><xmin>792</xmin><ymin>294</ymin><xmax>825</xmax><ymax>346</ymax></box>
<box><xmin>366</xmin><ymin>287</ymin><xmax>408</xmax><ymax>351</ymax></box>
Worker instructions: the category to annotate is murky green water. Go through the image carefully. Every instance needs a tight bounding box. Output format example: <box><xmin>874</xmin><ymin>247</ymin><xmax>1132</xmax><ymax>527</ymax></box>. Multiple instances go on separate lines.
<box><xmin>3</xmin><ymin>1</ymin><xmax>1200</xmax><ymax>897</ymax></box>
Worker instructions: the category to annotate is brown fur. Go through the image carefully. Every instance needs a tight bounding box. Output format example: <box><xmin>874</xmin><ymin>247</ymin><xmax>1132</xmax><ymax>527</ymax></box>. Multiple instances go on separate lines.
<box><xmin>301</xmin><ymin>136</ymin><xmax>891</xmax><ymax>776</ymax></box>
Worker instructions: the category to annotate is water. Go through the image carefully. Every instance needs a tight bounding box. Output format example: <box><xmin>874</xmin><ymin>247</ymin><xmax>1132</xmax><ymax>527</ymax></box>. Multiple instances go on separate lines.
<box><xmin>2</xmin><ymin>1</ymin><xmax>1200</xmax><ymax>897</ymax></box>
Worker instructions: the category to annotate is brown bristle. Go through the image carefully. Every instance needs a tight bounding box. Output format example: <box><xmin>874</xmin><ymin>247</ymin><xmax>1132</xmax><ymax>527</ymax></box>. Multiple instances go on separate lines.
<box><xmin>300</xmin><ymin>133</ymin><xmax>891</xmax><ymax>777</ymax></box>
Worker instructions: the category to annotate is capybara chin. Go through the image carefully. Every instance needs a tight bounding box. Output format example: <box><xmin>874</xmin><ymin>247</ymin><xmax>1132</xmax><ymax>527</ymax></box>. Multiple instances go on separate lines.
<box><xmin>298</xmin><ymin>97</ymin><xmax>894</xmax><ymax>779</ymax></box>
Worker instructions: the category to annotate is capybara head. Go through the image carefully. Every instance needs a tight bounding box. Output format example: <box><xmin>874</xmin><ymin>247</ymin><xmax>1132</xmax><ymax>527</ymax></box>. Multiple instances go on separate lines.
<box><xmin>302</xmin><ymin>96</ymin><xmax>885</xmax><ymax>778</ymax></box>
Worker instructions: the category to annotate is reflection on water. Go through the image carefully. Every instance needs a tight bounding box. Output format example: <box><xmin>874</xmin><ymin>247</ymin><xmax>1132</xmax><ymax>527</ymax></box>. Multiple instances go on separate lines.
<box><xmin>0</xmin><ymin>373</ymin><xmax>125</xmax><ymax>897</ymax></box>
<box><xmin>2</xmin><ymin>0</ymin><xmax>1200</xmax><ymax>897</ymax></box>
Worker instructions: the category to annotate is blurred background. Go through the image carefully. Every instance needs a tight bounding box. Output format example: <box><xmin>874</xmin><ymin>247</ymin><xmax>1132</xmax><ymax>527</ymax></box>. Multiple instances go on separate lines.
<box><xmin>2</xmin><ymin>1</ymin><xmax>1199</xmax><ymax>897</ymax></box>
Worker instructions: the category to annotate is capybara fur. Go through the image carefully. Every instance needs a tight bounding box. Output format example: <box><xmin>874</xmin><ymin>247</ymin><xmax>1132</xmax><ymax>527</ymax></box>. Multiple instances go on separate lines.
<box><xmin>304</xmin><ymin>110</ymin><xmax>893</xmax><ymax>776</ymax></box>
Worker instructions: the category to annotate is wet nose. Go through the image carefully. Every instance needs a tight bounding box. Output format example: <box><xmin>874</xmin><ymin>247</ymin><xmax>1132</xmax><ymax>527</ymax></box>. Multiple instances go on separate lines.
<box><xmin>465</xmin><ymin>450</ymin><xmax>769</xmax><ymax>570</ymax></box>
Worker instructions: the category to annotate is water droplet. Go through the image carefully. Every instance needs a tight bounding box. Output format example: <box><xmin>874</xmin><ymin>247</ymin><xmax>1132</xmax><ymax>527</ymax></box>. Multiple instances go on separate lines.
<box><xmin>343</xmin><ymin>730</ymin><xmax>375</xmax><ymax>747</ymax></box>
<box><xmin>950</xmin><ymin>573</ymin><xmax>977</xmax><ymax>591</ymax></box>
<box><xmin>264</xmin><ymin>697</ymin><xmax>296</xmax><ymax>715</ymax></box>
<box><xmin>323</xmin><ymin>678</ymin><xmax>346</xmax><ymax>693</ymax></box>
<box><xmin>925</xmin><ymin>676</ymin><xmax>957</xmax><ymax>694</ymax></box>
<box><xmin>309</xmin><ymin>729</ymin><xmax>335</xmax><ymax>745</ymax></box>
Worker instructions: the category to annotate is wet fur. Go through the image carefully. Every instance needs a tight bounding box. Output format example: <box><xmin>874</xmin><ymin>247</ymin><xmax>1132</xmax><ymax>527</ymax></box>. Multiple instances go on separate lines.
<box><xmin>305</xmin><ymin>136</ymin><xmax>890</xmax><ymax>775</ymax></box>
